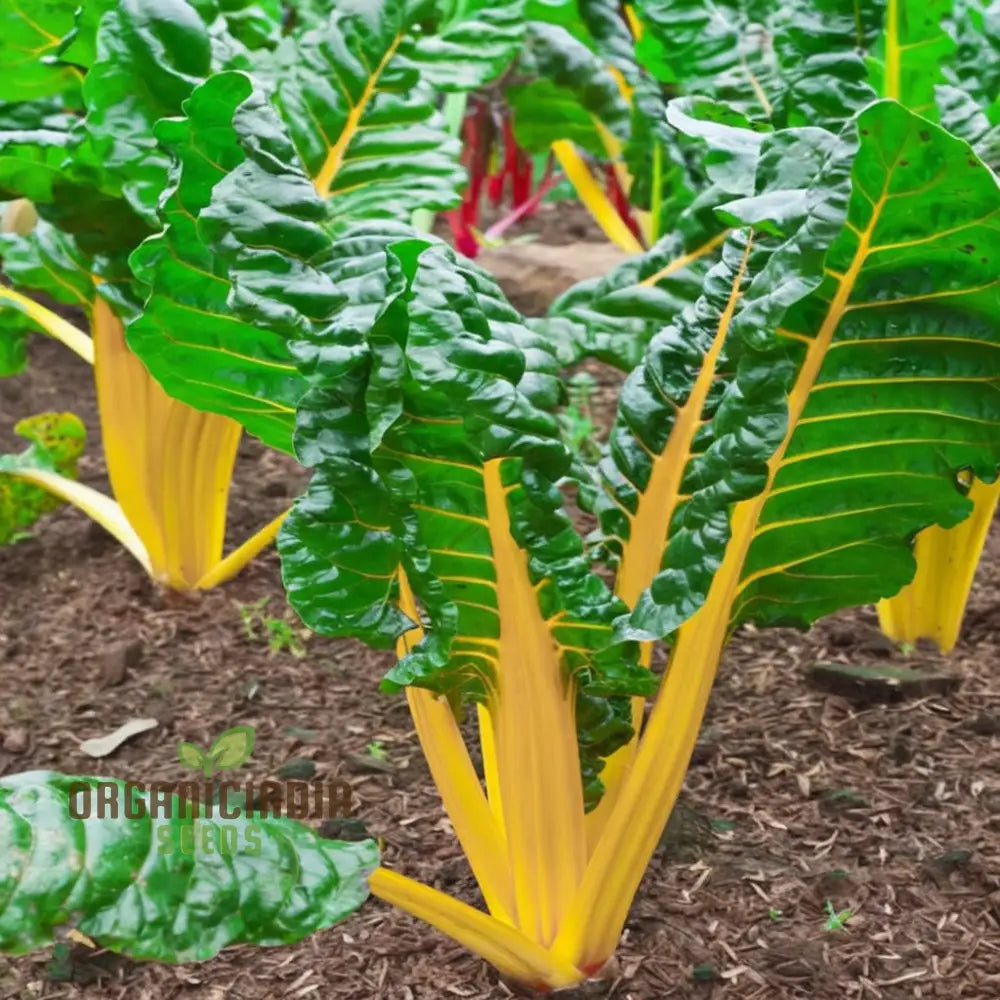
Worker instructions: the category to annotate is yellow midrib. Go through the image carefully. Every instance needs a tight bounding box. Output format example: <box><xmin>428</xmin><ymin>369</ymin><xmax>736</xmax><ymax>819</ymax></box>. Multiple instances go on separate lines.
<box><xmin>616</xmin><ymin>237</ymin><xmax>753</xmax><ymax>608</ymax></box>
<box><xmin>639</xmin><ymin>230</ymin><xmax>729</xmax><ymax>287</ymax></box>
<box><xmin>736</xmin><ymin>192</ymin><xmax>886</xmax><ymax>581</ymax></box>
<box><xmin>884</xmin><ymin>0</ymin><xmax>901</xmax><ymax>100</ymax></box>
<box><xmin>584</xmin><ymin>238</ymin><xmax>753</xmax><ymax>853</ymax></box>
<box><xmin>313</xmin><ymin>34</ymin><xmax>404</xmax><ymax>198</ymax></box>
<box><xmin>394</xmin><ymin>570</ymin><xmax>516</xmax><ymax>925</ymax></box>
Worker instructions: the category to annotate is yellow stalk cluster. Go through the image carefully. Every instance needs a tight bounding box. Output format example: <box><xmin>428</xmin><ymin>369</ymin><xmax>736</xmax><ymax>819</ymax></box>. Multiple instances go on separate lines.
<box><xmin>365</xmin><ymin>244</ymin><xmax>755</xmax><ymax>986</ymax></box>
<box><xmin>0</xmin><ymin>284</ymin><xmax>286</xmax><ymax>589</ymax></box>
<box><xmin>546</xmin><ymin>5</ymin><xmax>650</xmax><ymax>254</ymax></box>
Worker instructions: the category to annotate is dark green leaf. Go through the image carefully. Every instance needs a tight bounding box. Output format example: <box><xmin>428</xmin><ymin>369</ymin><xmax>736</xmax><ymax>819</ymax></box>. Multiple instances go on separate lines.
<box><xmin>129</xmin><ymin>72</ymin><xmax>328</xmax><ymax>455</ymax></box>
<box><xmin>280</xmin><ymin>226</ymin><xmax>652</xmax><ymax>806</ymax></box>
<box><xmin>83</xmin><ymin>0</ymin><xmax>213</xmax><ymax>225</ymax></box>
<box><xmin>509</xmin><ymin>23</ymin><xmax>631</xmax><ymax>157</ymax></box>
<box><xmin>271</xmin><ymin>0</ymin><xmax>465</xmax><ymax>221</ymax></box>
<box><xmin>0</xmin><ymin>771</ymin><xmax>377</xmax><ymax>960</ymax></box>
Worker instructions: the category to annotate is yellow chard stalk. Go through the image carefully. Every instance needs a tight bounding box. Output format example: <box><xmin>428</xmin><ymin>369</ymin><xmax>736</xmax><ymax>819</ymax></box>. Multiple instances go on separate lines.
<box><xmin>877</xmin><ymin>477</ymin><xmax>1000</xmax><ymax>652</ymax></box>
<box><xmin>0</xmin><ymin>289</ymin><xmax>286</xmax><ymax>588</ymax></box>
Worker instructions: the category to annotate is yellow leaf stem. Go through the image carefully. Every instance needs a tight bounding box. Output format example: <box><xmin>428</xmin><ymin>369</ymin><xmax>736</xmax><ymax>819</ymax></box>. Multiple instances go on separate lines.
<box><xmin>551</xmin><ymin>140</ymin><xmax>644</xmax><ymax>254</ymax></box>
<box><xmin>877</xmin><ymin>476</ymin><xmax>1000</xmax><ymax>652</ymax></box>
<box><xmin>368</xmin><ymin>868</ymin><xmax>584</xmax><ymax>989</ymax></box>
<box><xmin>91</xmin><ymin>297</ymin><xmax>242</xmax><ymax>589</ymax></box>
<box><xmin>482</xmin><ymin>459</ymin><xmax>588</xmax><ymax>947</ymax></box>
<box><xmin>194</xmin><ymin>508</ymin><xmax>290</xmax><ymax>589</ymax></box>
<box><xmin>395</xmin><ymin>572</ymin><xmax>517</xmax><ymax>926</ymax></box>
<box><xmin>0</xmin><ymin>285</ymin><xmax>93</xmax><ymax>363</ymax></box>
<box><xmin>584</xmin><ymin>238</ymin><xmax>752</xmax><ymax>852</ymax></box>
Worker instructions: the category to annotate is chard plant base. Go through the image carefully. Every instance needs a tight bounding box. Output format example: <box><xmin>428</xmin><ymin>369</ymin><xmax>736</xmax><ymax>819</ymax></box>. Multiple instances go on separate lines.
<box><xmin>2</xmin><ymin>488</ymin><xmax>997</xmax><ymax>997</ymax></box>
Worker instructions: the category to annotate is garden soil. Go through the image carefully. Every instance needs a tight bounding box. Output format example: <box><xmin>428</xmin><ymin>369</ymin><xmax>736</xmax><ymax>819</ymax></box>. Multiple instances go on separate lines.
<box><xmin>2</xmin><ymin>204</ymin><xmax>1000</xmax><ymax>999</ymax></box>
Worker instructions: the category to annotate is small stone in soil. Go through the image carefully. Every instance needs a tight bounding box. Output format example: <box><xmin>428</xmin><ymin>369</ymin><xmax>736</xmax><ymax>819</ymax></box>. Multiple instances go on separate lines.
<box><xmin>261</xmin><ymin>478</ymin><xmax>288</xmax><ymax>497</ymax></box>
<box><xmin>924</xmin><ymin>848</ymin><xmax>974</xmax><ymax>883</ymax></box>
<box><xmin>805</xmin><ymin>662</ymin><xmax>962</xmax><ymax>703</ymax></box>
<box><xmin>967</xmin><ymin>712</ymin><xmax>1000</xmax><ymax>735</ymax></box>
<box><xmin>278</xmin><ymin>757</ymin><xmax>317</xmax><ymax>780</ymax></box>
<box><xmin>657</xmin><ymin>800</ymin><xmax>714</xmax><ymax>860</ymax></box>
<box><xmin>97</xmin><ymin>639</ymin><xmax>143</xmax><ymax>687</ymax></box>
<box><xmin>2</xmin><ymin>726</ymin><xmax>30</xmax><ymax>754</ymax></box>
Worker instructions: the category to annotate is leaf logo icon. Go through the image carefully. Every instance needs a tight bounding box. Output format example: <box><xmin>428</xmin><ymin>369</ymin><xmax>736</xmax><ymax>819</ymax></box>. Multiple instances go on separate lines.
<box><xmin>177</xmin><ymin>741</ymin><xmax>208</xmax><ymax>774</ymax></box>
<box><xmin>209</xmin><ymin>726</ymin><xmax>255</xmax><ymax>770</ymax></box>
<box><xmin>177</xmin><ymin>726</ymin><xmax>255</xmax><ymax>777</ymax></box>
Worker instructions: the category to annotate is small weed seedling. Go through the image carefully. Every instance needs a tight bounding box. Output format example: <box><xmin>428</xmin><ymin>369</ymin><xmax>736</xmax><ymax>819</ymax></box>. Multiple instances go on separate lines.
<box><xmin>366</xmin><ymin>741</ymin><xmax>388</xmax><ymax>761</ymax></box>
<box><xmin>823</xmin><ymin>900</ymin><xmax>853</xmax><ymax>932</ymax></box>
<box><xmin>768</xmin><ymin>907</ymin><xmax>783</xmax><ymax>922</ymax></box>
<box><xmin>558</xmin><ymin>371</ymin><xmax>601</xmax><ymax>463</ymax></box>
<box><xmin>238</xmin><ymin>597</ymin><xmax>309</xmax><ymax>658</ymax></box>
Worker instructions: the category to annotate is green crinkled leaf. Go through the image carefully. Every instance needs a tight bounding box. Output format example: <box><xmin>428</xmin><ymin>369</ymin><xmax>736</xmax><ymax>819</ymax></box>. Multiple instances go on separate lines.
<box><xmin>0</xmin><ymin>0</ymin><xmax>80</xmax><ymax>101</ymax></box>
<box><xmin>82</xmin><ymin>0</ymin><xmax>213</xmax><ymax>226</ymax></box>
<box><xmin>0</xmin><ymin>412</ymin><xmax>86</xmax><ymax>544</ymax></box>
<box><xmin>0</xmin><ymin>219</ymin><xmax>94</xmax><ymax>311</ymax></box>
<box><xmin>525</xmin><ymin>0</ymin><xmax>599</xmax><ymax>46</ymax></box>
<box><xmin>546</xmin><ymin>213</ymin><xmax>727</xmax><ymax>370</ymax></box>
<box><xmin>664</xmin><ymin>97</ymin><xmax>771</xmax><ymax>196</ymax></box>
<box><xmin>733</xmin><ymin>104</ymin><xmax>1000</xmax><ymax>627</ymax></box>
<box><xmin>622</xmin><ymin>77</ymin><xmax>697</xmax><ymax>239</ymax></box>
<box><xmin>271</xmin><ymin>0</ymin><xmax>465</xmax><ymax>223</ymax></box>
<box><xmin>944</xmin><ymin>0</ymin><xmax>1000</xmax><ymax>120</ymax></box>
<box><xmin>632</xmin><ymin>0</ymin><xmax>879</xmax><ymax>131</ymax></box>
<box><xmin>508</xmin><ymin>23</ymin><xmax>631</xmax><ymax>157</ymax></box>
<box><xmin>0</xmin><ymin>772</ymin><xmax>377</xmax><ymax>960</ymax></box>
<box><xmin>768</xmin><ymin>0</ymin><xmax>879</xmax><ymax>129</ymax></box>
<box><xmin>0</xmin><ymin>319</ymin><xmax>27</xmax><ymax>376</ymax></box>
<box><xmin>869</xmin><ymin>0</ymin><xmax>955</xmax><ymax>118</ymax></box>
<box><xmin>188</xmin><ymin>0</ymin><xmax>284</xmax><ymax>55</ymax></box>
<box><xmin>128</xmin><ymin>71</ymin><xmax>337</xmax><ymax>456</ymax></box>
<box><xmin>279</xmin><ymin>225</ymin><xmax>653</xmax><ymax>807</ymax></box>
<box><xmin>632</xmin><ymin>0</ymin><xmax>777</xmax><ymax>115</ymax></box>
<box><xmin>130</xmin><ymin>0</ymin><xmax>503</xmax><ymax>455</ymax></box>
<box><xmin>937</xmin><ymin>84</ymin><xmax>1000</xmax><ymax>168</ymax></box>
<box><xmin>0</xmin><ymin>102</ymin><xmax>79</xmax><ymax>205</ymax></box>
<box><xmin>602</xmin><ymin>102</ymin><xmax>1000</xmax><ymax>645</ymax></box>
<box><xmin>0</xmin><ymin>0</ymin><xmax>281</xmax><ymax>261</ymax></box>
<box><xmin>400</xmin><ymin>0</ymin><xmax>527</xmax><ymax>90</ymax></box>
<box><xmin>59</xmin><ymin>0</ymin><xmax>126</xmax><ymax>69</ymax></box>
<box><xmin>577</xmin><ymin>0</ymin><xmax>640</xmax><ymax>79</ymax></box>
<box><xmin>524</xmin><ymin>0</ymin><xmax>639</xmax><ymax>75</ymax></box>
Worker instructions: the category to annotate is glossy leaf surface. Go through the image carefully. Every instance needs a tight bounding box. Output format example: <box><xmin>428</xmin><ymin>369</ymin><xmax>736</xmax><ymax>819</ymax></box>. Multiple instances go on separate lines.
<box><xmin>0</xmin><ymin>772</ymin><xmax>377</xmax><ymax>960</ymax></box>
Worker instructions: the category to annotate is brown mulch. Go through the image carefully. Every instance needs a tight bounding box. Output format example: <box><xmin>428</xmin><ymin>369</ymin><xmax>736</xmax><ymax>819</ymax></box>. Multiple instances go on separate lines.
<box><xmin>2</xmin><ymin>234</ymin><xmax>1000</xmax><ymax>999</ymax></box>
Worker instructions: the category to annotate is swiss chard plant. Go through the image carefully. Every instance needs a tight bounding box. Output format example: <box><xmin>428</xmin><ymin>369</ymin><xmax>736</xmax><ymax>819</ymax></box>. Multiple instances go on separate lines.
<box><xmin>522</xmin><ymin>0</ymin><xmax>1000</xmax><ymax>650</ymax></box>
<box><xmin>0</xmin><ymin>0</ymin><xmax>290</xmax><ymax>587</ymax></box>
<box><xmin>517</xmin><ymin>0</ymin><xmax>1000</xmax><ymax>255</ymax></box>
<box><xmin>0</xmin><ymin>0</ymin><xmax>523</xmax><ymax>587</ymax></box>
<box><xmin>4</xmin><ymin>65</ymin><xmax>999</xmax><ymax>995</ymax></box>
